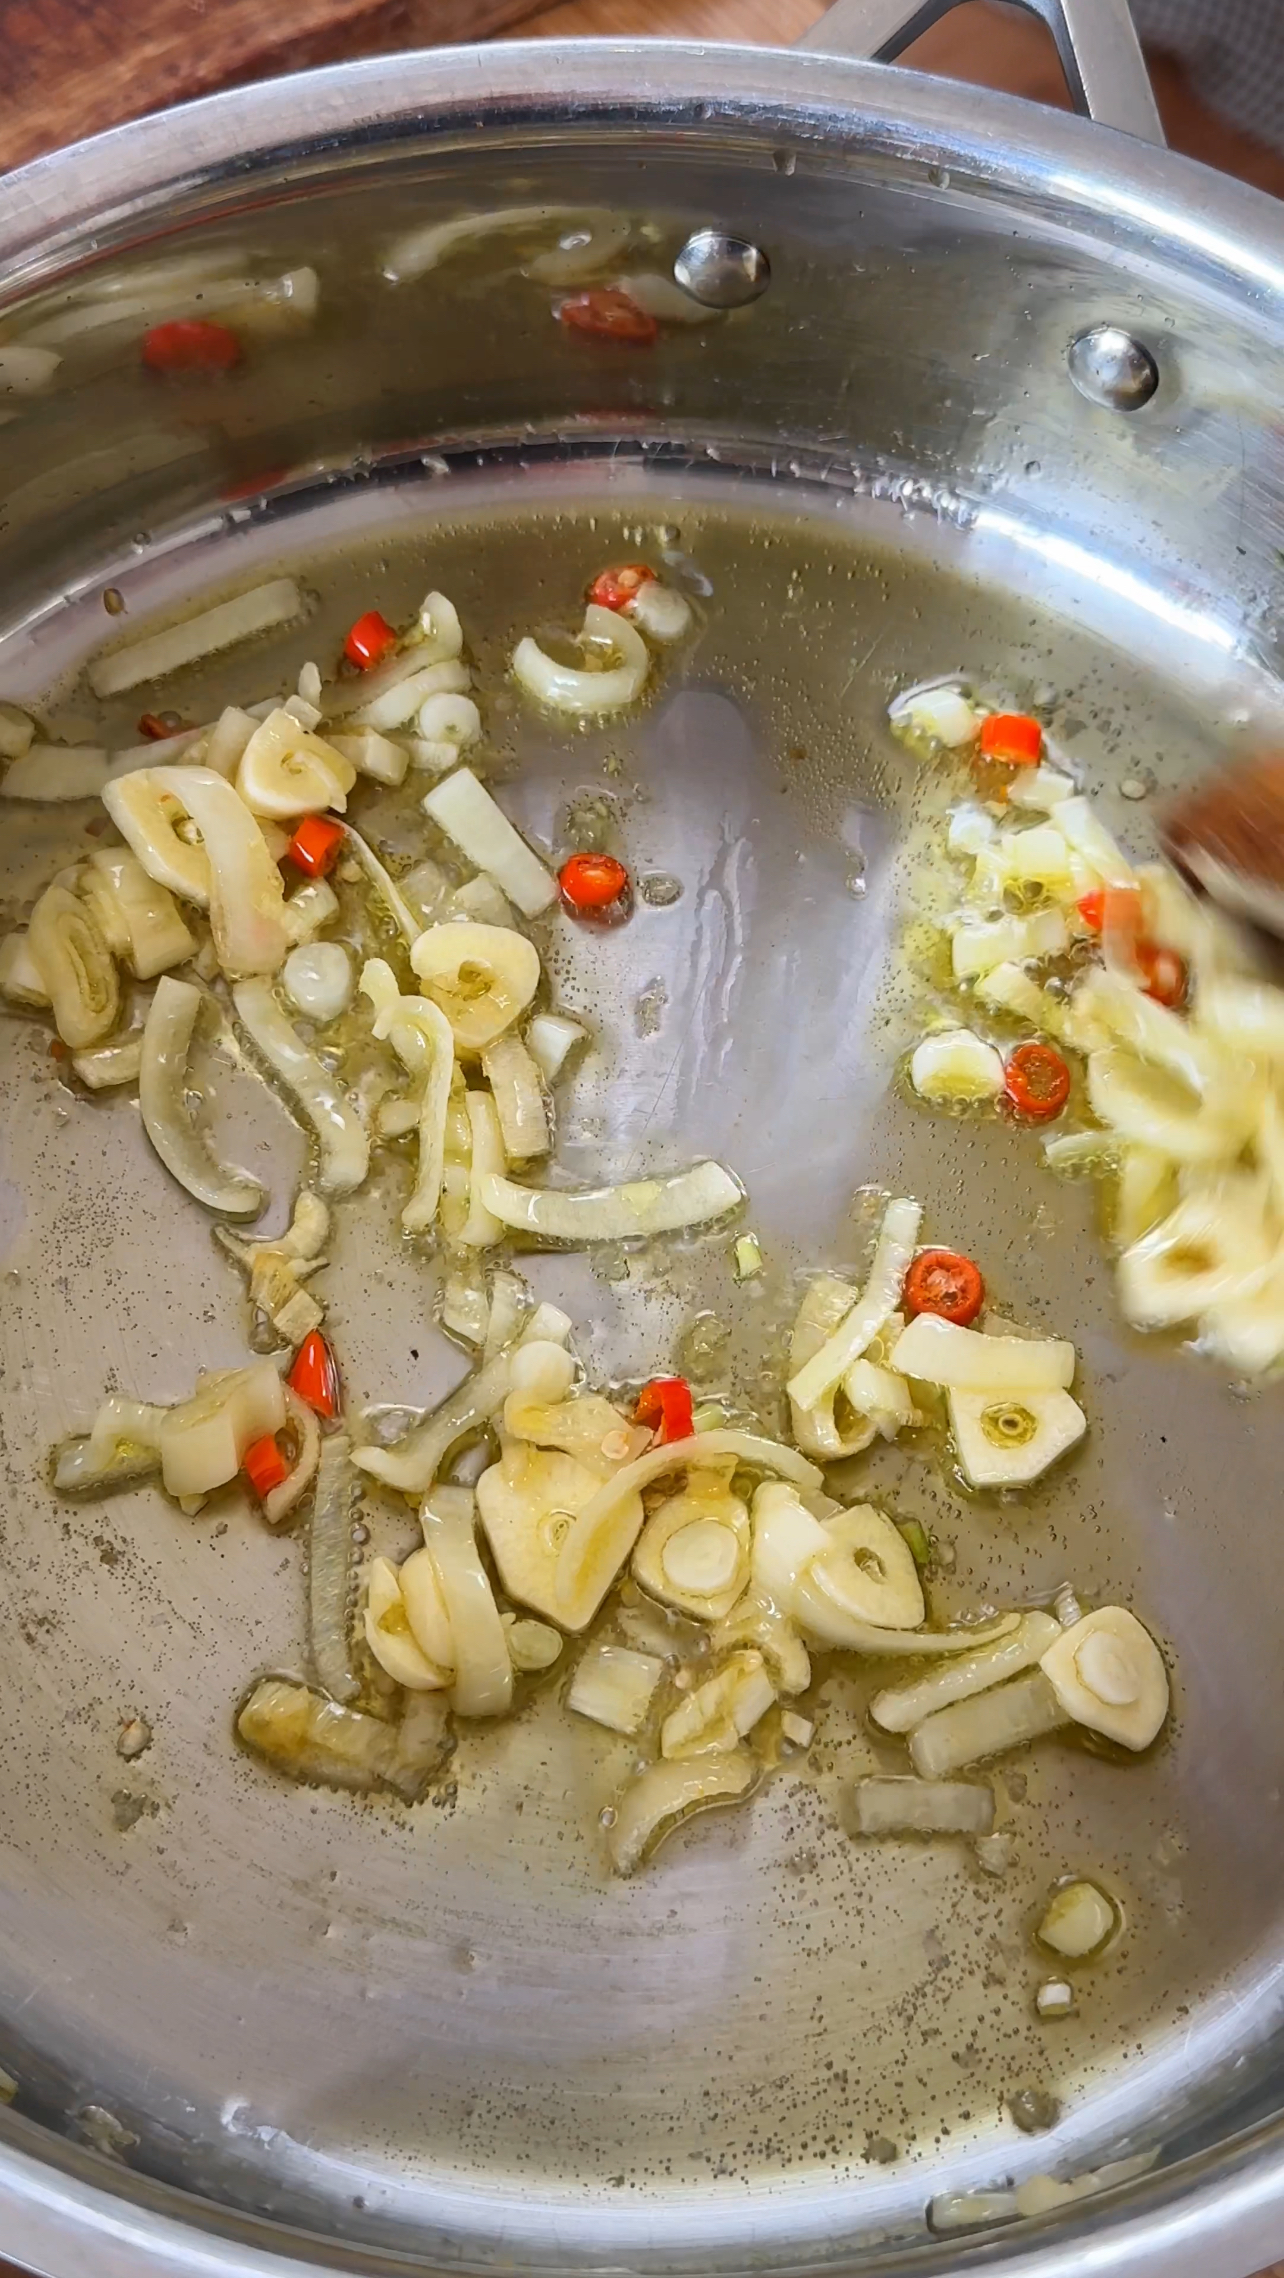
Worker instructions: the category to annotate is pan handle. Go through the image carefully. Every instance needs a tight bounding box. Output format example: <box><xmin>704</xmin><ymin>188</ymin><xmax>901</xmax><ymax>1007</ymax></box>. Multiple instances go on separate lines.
<box><xmin>795</xmin><ymin>0</ymin><xmax>1165</xmax><ymax>145</ymax></box>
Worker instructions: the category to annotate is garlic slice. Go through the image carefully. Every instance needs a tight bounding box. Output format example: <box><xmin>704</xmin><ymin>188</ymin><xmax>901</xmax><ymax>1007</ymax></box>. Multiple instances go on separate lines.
<box><xmin>632</xmin><ymin>1476</ymin><xmax>750</xmax><ymax>1621</ymax></box>
<box><xmin>102</xmin><ymin>770</ymin><xmax>211</xmax><ymax>904</ymax></box>
<box><xmin>1040</xmin><ymin>1607</ymin><xmax>1168</xmax><ymax>1749</ymax></box>
<box><xmin>1036</xmin><ymin>1878</ymin><xmax>1118</xmax><ymax>1960</ymax></box>
<box><xmin>27</xmin><ymin>881</ymin><xmax>119</xmax><ymax>1048</ymax></box>
<box><xmin>948</xmin><ymin>1386</ymin><xmax>1086</xmax><ymax>1489</ymax></box>
<box><xmin>660</xmin><ymin>1650</ymin><xmax>775</xmax><ymax>1759</ymax></box>
<box><xmin>787</xmin><ymin>1197</ymin><xmax>922</xmax><ymax>1415</ymax></box>
<box><xmin>888</xmin><ymin>680</ymin><xmax>978</xmax><ymax>748</ymax></box>
<box><xmin>283</xmin><ymin>941</ymin><xmax>353</xmax><ymax>1022</ymax></box>
<box><xmin>795</xmin><ymin>1505</ymin><xmax>925</xmax><ymax>1635</ymax></box>
<box><xmin>568</xmin><ymin>1643</ymin><xmax>663</xmax><ymax>1735</ymax></box>
<box><xmin>364</xmin><ymin>1555</ymin><xmax>450</xmax><ymax>1690</ymax></box>
<box><xmin>409</xmin><ymin>921</ymin><xmax>540</xmax><ymax>1055</ymax></box>
<box><xmin>477</xmin><ymin>1439</ymin><xmax>618</xmax><ymax>1625</ymax></box>
<box><xmin>504</xmin><ymin>1615</ymin><xmax>563</xmax><ymax>1673</ymax></box>
<box><xmin>236</xmin><ymin>708</ymin><xmax>356</xmax><ymax>818</ymax></box>
<box><xmin>513</xmin><ymin>602</ymin><xmax>649</xmax><ymax>718</ymax></box>
<box><xmin>910</xmin><ymin>1028</ymin><xmax>1005</xmax><ymax>1104</ymax></box>
<box><xmin>787</xmin><ymin>1274</ymin><xmax>876</xmax><ymax>1460</ymax></box>
<box><xmin>950</xmin><ymin>906</ymin><xmax>1068</xmax><ymax>980</ymax></box>
<box><xmin>399</xmin><ymin>1546</ymin><xmax>456</xmax><ymax>1677</ymax></box>
<box><xmin>709</xmin><ymin>1590</ymin><xmax>811</xmax><ymax>1696</ymax></box>
<box><xmin>162</xmin><ymin>767</ymin><xmax>290</xmax><ymax>978</ymax></box>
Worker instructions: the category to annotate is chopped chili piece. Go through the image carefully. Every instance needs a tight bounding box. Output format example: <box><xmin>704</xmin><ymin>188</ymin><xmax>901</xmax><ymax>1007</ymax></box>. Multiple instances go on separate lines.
<box><xmin>589</xmin><ymin>564</ymin><xmax>656</xmax><ymax>613</ymax></box>
<box><xmin>558</xmin><ymin>852</ymin><xmax>632</xmax><ymax>919</ymax></box>
<box><xmin>903</xmin><ymin>1249</ymin><xmax>985</xmax><ymax>1326</ymax></box>
<box><xmin>142</xmin><ymin>319</ymin><xmax>241</xmax><ymax>375</ymax></box>
<box><xmin>557</xmin><ymin>289</ymin><xmax>658</xmax><ymax>346</ymax></box>
<box><xmin>343</xmin><ymin>610</ymin><xmax>397</xmax><ymax>671</ymax></box>
<box><xmin>1138</xmin><ymin>942</ymin><xmax>1188</xmax><ymax>1009</ymax></box>
<box><xmin>634</xmin><ymin>1376</ymin><xmax>695</xmax><ymax>1445</ymax></box>
<box><xmin>979</xmin><ymin>713</ymin><xmax>1043</xmax><ymax>766</ymax></box>
<box><xmin>137</xmin><ymin>712</ymin><xmax>181</xmax><ymax>740</ymax></box>
<box><xmin>243</xmin><ymin>1435</ymin><xmax>288</xmax><ymax>1499</ymax></box>
<box><xmin>286</xmin><ymin>814</ymin><xmax>345</xmax><ymax>878</ymax></box>
<box><xmin>1076</xmin><ymin>888</ymin><xmax>1105</xmax><ymax>931</ymax></box>
<box><xmin>1004</xmin><ymin>1040</ymin><xmax>1072</xmax><ymax>1122</ymax></box>
<box><xmin>48</xmin><ymin>1038</ymin><xmax>69</xmax><ymax>1061</ymax></box>
<box><xmin>288</xmin><ymin>1331</ymin><xmax>340</xmax><ymax>1418</ymax></box>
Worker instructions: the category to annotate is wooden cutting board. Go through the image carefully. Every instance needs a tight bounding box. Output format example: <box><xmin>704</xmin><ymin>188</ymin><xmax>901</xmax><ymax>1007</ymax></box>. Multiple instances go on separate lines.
<box><xmin>0</xmin><ymin>0</ymin><xmax>541</xmax><ymax>175</ymax></box>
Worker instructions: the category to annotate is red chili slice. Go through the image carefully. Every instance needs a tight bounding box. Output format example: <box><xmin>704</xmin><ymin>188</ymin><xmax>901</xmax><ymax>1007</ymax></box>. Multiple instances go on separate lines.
<box><xmin>633</xmin><ymin>1376</ymin><xmax>694</xmax><ymax>1445</ymax></box>
<box><xmin>589</xmin><ymin>564</ymin><xmax>656</xmax><ymax>612</ymax></box>
<box><xmin>1138</xmin><ymin>943</ymin><xmax>1188</xmax><ymax>1009</ymax></box>
<box><xmin>558</xmin><ymin>289</ymin><xmax>658</xmax><ymax>345</ymax></box>
<box><xmin>286</xmin><ymin>815</ymin><xmax>345</xmax><ymax>878</ymax></box>
<box><xmin>142</xmin><ymin>319</ymin><xmax>241</xmax><ymax>374</ymax></box>
<box><xmin>242</xmin><ymin>1435</ymin><xmax>288</xmax><ymax>1498</ymax></box>
<box><xmin>137</xmin><ymin>712</ymin><xmax>182</xmax><ymax>740</ymax></box>
<box><xmin>1004</xmin><ymin>1040</ymin><xmax>1072</xmax><ymax>1121</ymax></box>
<box><xmin>558</xmin><ymin>852</ymin><xmax>632</xmax><ymax>919</ymax></box>
<box><xmin>902</xmin><ymin>1249</ymin><xmax>986</xmax><ymax>1327</ymax></box>
<box><xmin>344</xmin><ymin>609</ymin><xmax>397</xmax><ymax>670</ymax></box>
<box><xmin>979</xmin><ymin>713</ymin><xmax>1043</xmax><ymax>766</ymax></box>
<box><xmin>288</xmin><ymin>1330</ymin><xmax>340</xmax><ymax>1418</ymax></box>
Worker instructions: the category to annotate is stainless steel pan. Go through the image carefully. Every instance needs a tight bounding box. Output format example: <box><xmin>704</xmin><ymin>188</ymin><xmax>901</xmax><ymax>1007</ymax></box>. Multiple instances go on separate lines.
<box><xmin>2</xmin><ymin>6</ymin><xmax>1284</xmax><ymax>2275</ymax></box>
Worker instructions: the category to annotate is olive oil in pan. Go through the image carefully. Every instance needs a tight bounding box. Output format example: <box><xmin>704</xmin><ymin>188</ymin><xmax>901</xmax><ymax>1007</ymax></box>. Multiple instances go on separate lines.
<box><xmin>0</xmin><ymin>496</ymin><xmax>1265</xmax><ymax>2210</ymax></box>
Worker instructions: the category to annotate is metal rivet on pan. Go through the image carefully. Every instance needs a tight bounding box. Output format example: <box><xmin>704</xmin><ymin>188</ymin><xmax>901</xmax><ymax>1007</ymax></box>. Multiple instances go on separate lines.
<box><xmin>1067</xmin><ymin>325</ymin><xmax>1159</xmax><ymax>411</ymax></box>
<box><xmin>673</xmin><ymin>231</ymin><xmax>771</xmax><ymax>309</ymax></box>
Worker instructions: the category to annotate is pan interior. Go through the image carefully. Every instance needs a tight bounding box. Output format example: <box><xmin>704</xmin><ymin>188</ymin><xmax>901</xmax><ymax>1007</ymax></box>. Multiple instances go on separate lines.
<box><xmin>1</xmin><ymin>457</ymin><xmax>1282</xmax><ymax>2271</ymax></box>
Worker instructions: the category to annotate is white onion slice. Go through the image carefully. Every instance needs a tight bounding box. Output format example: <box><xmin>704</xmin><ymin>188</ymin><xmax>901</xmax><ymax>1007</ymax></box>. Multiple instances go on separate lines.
<box><xmin>910</xmin><ymin>1028</ymin><xmax>1005</xmax><ymax>1103</ymax></box>
<box><xmin>871</xmin><ymin>1612</ymin><xmax>1063</xmax><ymax>1734</ymax></box>
<box><xmin>513</xmin><ymin>604</ymin><xmax>648</xmax><ymax>719</ymax></box>
<box><xmin>232</xmin><ymin>977</ymin><xmax>369</xmax><ymax>1195</ymax></box>
<box><xmin>360</xmin><ymin>958</ymin><xmax>454</xmax><ymax>1232</ymax></box>
<box><xmin>53</xmin><ymin>1396</ymin><xmax>164</xmax><ymax>1494</ymax></box>
<box><xmin>909</xmin><ymin>1670</ymin><xmax>1067</xmax><ymax>1778</ymax></box>
<box><xmin>307</xmin><ymin>1432</ymin><xmax>360</xmax><ymax>1703</ymax></box>
<box><xmin>526</xmin><ymin>1012</ymin><xmax>587</xmax><ymax>1084</ymax></box>
<box><xmin>384</xmin><ymin>204</ymin><xmax>629</xmax><ymax>285</ymax></box>
<box><xmin>950</xmin><ymin>906</ymin><xmax>1068</xmax><ymax>979</ymax></box>
<box><xmin>1005</xmin><ymin>765</ymin><xmax>1076</xmax><ymax>810</ymax></box>
<box><xmin>27</xmin><ymin>882</ymin><xmax>119</xmax><ymax>1048</ymax></box>
<box><xmin>89</xmin><ymin>579</ymin><xmax>303</xmax><ymax>698</ymax></box>
<box><xmin>237</xmin><ymin>1678</ymin><xmax>448</xmax><ymax>1801</ymax></box>
<box><xmin>283</xmin><ymin>878</ymin><xmax>339</xmax><ymax>945</ymax></box>
<box><xmin>661</xmin><ymin>1651</ymin><xmax>775</xmax><ymax>1759</ymax></box>
<box><xmin>1052</xmin><ymin>795</ymin><xmax>1134</xmax><ymax>887</ymax></box>
<box><xmin>158</xmin><ymin>1361</ymin><xmax>284</xmax><ymax>1498</ymax></box>
<box><xmin>162</xmin><ymin>766</ymin><xmax>290</xmax><ymax>978</ymax></box>
<box><xmin>852</xmin><ymin>1777</ymin><xmax>994</xmax><ymax>1837</ymax></box>
<box><xmin>262</xmin><ymin>1385</ymin><xmax>321</xmax><ymax>1527</ymax></box>
<box><xmin>568</xmin><ymin>1644</ymin><xmax>664</xmax><ymax>1735</ymax></box>
<box><xmin>350</xmin><ymin>660</ymin><xmax>470</xmax><ymax>734</ymax></box>
<box><xmin>481</xmin><ymin>1158</ymin><xmax>742</xmax><ymax>1245</ymax></box>
<box><xmin>459</xmin><ymin>1090</ymin><xmax>506</xmax><ymax>1249</ymax></box>
<box><xmin>0</xmin><ymin>344</ymin><xmax>61</xmax><ymax>394</ymax></box>
<box><xmin>353</xmin><ymin>1308</ymin><xmax>569</xmax><ymax>1494</ymax></box>
<box><xmin>890</xmin><ymin>1313</ymin><xmax>1075</xmax><ymax>1392</ymax></box>
<box><xmin>327</xmin><ymin>727</ymin><xmax>409</xmax><ymax>788</ymax></box>
<box><xmin>72</xmin><ymin>1035</ymin><xmax>143</xmax><ymax>1089</ymax></box>
<box><xmin>410</xmin><ymin>692</ymin><xmax>481</xmax><ymax>773</ymax></box>
<box><xmin>888</xmin><ymin>679</ymin><xmax>978</xmax><ymax>748</ymax></box>
<box><xmin>0</xmin><ymin>743</ymin><xmax>108</xmax><ymax>801</ymax></box>
<box><xmin>141</xmin><ymin>976</ymin><xmax>264</xmax><ymax>1218</ymax></box>
<box><xmin>81</xmin><ymin>848</ymin><xmax>195</xmax><ymax>980</ymax></box>
<box><xmin>480</xmin><ymin>1032</ymin><xmax>549</xmax><ymax>1160</ymax></box>
<box><xmin>626</xmin><ymin>579</ymin><xmax>694</xmax><ymax>641</ymax></box>
<box><xmin>421</xmin><ymin>1487</ymin><xmax>512</xmax><ymax>1718</ymax></box>
<box><xmin>0</xmin><ymin>931</ymin><xmax>49</xmax><ymax>1007</ymax></box>
<box><xmin>340</xmin><ymin>825</ymin><xmax>422</xmax><ymax>947</ymax></box>
<box><xmin>612</xmin><ymin>271</ymin><xmax>717</xmax><ymax>325</ymax></box>
<box><xmin>786</xmin><ymin>1197</ymin><xmax>921</xmax><ymax>1414</ymax></box>
<box><xmin>421</xmin><ymin>766</ymin><xmax>558</xmax><ymax>917</ymax></box>
<box><xmin>0</xmin><ymin>702</ymin><xmax>36</xmax><ymax>760</ymax></box>
<box><xmin>1087</xmin><ymin>1046</ymin><xmax>1245</xmax><ymax>1163</ymax></box>
<box><xmin>607</xmin><ymin>1750</ymin><xmax>757</xmax><ymax>1876</ymax></box>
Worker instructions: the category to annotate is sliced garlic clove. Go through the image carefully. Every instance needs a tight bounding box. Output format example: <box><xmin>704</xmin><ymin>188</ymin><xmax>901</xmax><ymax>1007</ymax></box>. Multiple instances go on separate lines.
<box><xmin>948</xmin><ymin>1386</ymin><xmax>1086</xmax><ymax>1489</ymax></box>
<box><xmin>709</xmin><ymin>1588</ymin><xmax>811</xmax><ymax>1697</ymax></box>
<box><xmin>797</xmin><ymin>1504</ymin><xmax>925</xmax><ymax>1635</ymax></box>
<box><xmin>1039</xmin><ymin>1606</ymin><xmax>1168</xmax><ymax>1749</ymax></box>
<box><xmin>749</xmin><ymin>1480</ymin><xmax>831</xmax><ymax>1611</ymax></box>
<box><xmin>910</xmin><ymin>1027</ymin><xmax>1005</xmax><ymax>1104</ymax></box>
<box><xmin>409</xmin><ymin>920</ymin><xmax>540</xmax><ymax>1055</ymax></box>
<box><xmin>1036</xmin><ymin>1877</ymin><xmax>1117</xmax><ymax>1960</ymax></box>
<box><xmin>503</xmin><ymin>1615</ymin><xmax>563</xmax><ymax>1673</ymax></box>
<box><xmin>632</xmin><ymin>1476</ymin><xmax>750</xmax><ymax>1622</ymax></box>
<box><xmin>398</xmin><ymin>1546</ymin><xmax>456</xmax><ymax>1679</ymax></box>
<box><xmin>236</xmin><ymin>708</ymin><xmax>356</xmax><ymax>818</ymax></box>
<box><xmin>364</xmin><ymin>1556</ymin><xmax>449</xmax><ymax>1691</ymax></box>
<box><xmin>283</xmin><ymin>941</ymin><xmax>354</xmax><ymax>1022</ymax></box>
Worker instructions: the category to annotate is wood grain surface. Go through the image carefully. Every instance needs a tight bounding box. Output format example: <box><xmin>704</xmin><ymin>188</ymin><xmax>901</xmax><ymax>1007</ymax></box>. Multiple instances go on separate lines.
<box><xmin>0</xmin><ymin>0</ymin><xmax>1282</xmax><ymax>2272</ymax></box>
